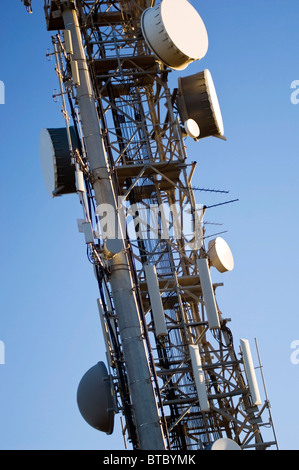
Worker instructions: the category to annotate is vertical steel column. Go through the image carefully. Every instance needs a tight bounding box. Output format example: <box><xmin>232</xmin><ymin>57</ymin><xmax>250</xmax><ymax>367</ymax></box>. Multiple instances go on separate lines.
<box><xmin>61</xmin><ymin>1</ymin><xmax>165</xmax><ymax>450</ymax></box>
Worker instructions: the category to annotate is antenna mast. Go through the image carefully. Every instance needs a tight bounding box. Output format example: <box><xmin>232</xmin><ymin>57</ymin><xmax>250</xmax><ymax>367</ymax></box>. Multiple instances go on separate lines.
<box><xmin>25</xmin><ymin>0</ymin><xmax>278</xmax><ymax>451</ymax></box>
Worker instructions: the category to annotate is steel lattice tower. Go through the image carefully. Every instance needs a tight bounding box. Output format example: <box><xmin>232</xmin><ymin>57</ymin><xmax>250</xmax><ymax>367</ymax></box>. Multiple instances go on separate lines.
<box><xmin>22</xmin><ymin>0</ymin><xmax>278</xmax><ymax>451</ymax></box>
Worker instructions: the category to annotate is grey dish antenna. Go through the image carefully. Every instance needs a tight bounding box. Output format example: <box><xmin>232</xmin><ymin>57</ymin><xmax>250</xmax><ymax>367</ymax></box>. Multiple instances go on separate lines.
<box><xmin>177</xmin><ymin>70</ymin><xmax>225</xmax><ymax>140</ymax></box>
<box><xmin>77</xmin><ymin>362</ymin><xmax>115</xmax><ymax>434</ymax></box>
<box><xmin>40</xmin><ymin>127</ymin><xmax>78</xmax><ymax>197</ymax></box>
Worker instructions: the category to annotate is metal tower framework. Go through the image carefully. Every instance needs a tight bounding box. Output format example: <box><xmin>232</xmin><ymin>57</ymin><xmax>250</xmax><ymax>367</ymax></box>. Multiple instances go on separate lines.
<box><xmin>25</xmin><ymin>0</ymin><xmax>278</xmax><ymax>450</ymax></box>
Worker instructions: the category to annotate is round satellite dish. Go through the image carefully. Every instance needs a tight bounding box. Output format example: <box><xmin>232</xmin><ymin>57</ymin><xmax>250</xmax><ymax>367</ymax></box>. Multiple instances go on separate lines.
<box><xmin>141</xmin><ymin>0</ymin><xmax>208</xmax><ymax>71</ymax></box>
<box><xmin>40</xmin><ymin>127</ymin><xmax>78</xmax><ymax>198</ymax></box>
<box><xmin>208</xmin><ymin>237</ymin><xmax>234</xmax><ymax>273</ymax></box>
<box><xmin>77</xmin><ymin>362</ymin><xmax>114</xmax><ymax>435</ymax></box>
<box><xmin>209</xmin><ymin>438</ymin><xmax>242</xmax><ymax>450</ymax></box>
<box><xmin>103</xmin><ymin>238</ymin><xmax>124</xmax><ymax>260</ymax></box>
<box><xmin>177</xmin><ymin>69</ymin><xmax>225</xmax><ymax>139</ymax></box>
<box><xmin>184</xmin><ymin>119</ymin><xmax>200</xmax><ymax>139</ymax></box>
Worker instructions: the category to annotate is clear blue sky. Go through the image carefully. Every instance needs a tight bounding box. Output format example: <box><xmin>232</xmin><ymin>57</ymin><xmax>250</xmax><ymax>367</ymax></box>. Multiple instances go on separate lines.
<box><xmin>0</xmin><ymin>0</ymin><xmax>298</xmax><ymax>450</ymax></box>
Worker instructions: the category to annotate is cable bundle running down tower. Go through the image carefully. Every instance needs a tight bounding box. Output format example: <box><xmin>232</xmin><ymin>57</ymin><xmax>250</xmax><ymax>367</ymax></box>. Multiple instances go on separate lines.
<box><xmin>23</xmin><ymin>0</ymin><xmax>278</xmax><ymax>450</ymax></box>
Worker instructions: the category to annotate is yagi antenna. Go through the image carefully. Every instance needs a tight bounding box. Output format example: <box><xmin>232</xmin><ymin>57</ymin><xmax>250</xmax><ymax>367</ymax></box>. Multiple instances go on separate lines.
<box><xmin>203</xmin><ymin>230</ymin><xmax>228</xmax><ymax>240</ymax></box>
<box><xmin>204</xmin><ymin>222</ymin><xmax>224</xmax><ymax>226</ymax></box>
<box><xmin>204</xmin><ymin>199</ymin><xmax>239</xmax><ymax>210</ymax></box>
<box><xmin>191</xmin><ymin>186</ymin><xmax>230</xmax><ymax>194</ymax></box>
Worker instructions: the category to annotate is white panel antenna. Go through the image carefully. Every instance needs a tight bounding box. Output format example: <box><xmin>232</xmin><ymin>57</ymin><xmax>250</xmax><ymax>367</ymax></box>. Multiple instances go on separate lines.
<box><xmin>63</xmin><ymin>29</ymin><xmax>73</xmax><ymax>54</ymax></box>
<box><xmin>75</xmin><ymin>169</ymin><xmax>85</xmax><ymax>193</ymax></box>
<box><xmin>197</xmin><ymin>258</ymin><xmax>220</xmax><ymax>330</ymax></box>
<box><xmin>240</xmin><ymin>339</ymin><xmax>262</xmax><ymax>407</ymax></box>
<box><xmin>71</xmin><ymin>60</ymin><xmax>80</xmax><ymax>87</ymax></box>
<box><xmin>189</xmin><ymin>344</ymin><xmax>210</xmax><ymax>412</ymax></box>
<box><xmin>82</xmin><ymin>221</ymin><xmax>94</xmax><ymax>244</ymax></box>
<box><xmin>144</xmin><ymin>264</ymin><xmax>168</xmax><ymax>337</ymax></box>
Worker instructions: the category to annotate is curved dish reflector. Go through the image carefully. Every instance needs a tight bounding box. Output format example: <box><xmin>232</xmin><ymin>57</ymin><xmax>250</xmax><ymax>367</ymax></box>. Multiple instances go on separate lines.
<box><xmin>184</xmin><ymin>119</ymin><xmax>200</xmax><ymax>139</ymax></box>
<box><xmin>208</xmin><ymin>237</ymin><xmax>234</xmax><ymax>273</ymax></box>
<box><xmin>77</xmin><ymin>361</ymin><xmax>115</xmax><ymax>434</ymax></box>
<box><xmin>141</xmin><ymin>0</ymin><xmax>208</xmax><ymax>70</ymax></box>
<box><xmin>40</xmin><ymin>127</ymin><xmax>78</xmax><ymax>198</ymax></box>
<box><xmin>209</xmin><ymin>438</ymin><xmax>242</xmax><ymax>450</ymax></box>
<box><xmin>103</xmin><ymin>238</ymin><xmax>124</xmax><ymax>260</ymax></box>
<box><xmin>177</xmin><ymin>69</ymin><xmax>225</xmax><ymax>139</ymax></box>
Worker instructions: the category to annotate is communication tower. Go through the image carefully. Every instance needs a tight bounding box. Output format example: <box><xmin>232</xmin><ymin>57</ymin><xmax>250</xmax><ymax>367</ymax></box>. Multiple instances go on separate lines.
<box><xmin>22</xmin><ymin>0</ymin><xmax>278</xmax><ymax>451</ymax></box>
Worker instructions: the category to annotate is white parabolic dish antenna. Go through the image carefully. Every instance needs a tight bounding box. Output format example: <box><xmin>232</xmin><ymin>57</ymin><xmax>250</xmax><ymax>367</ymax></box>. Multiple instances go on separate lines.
<box><xmin>184</xmin><ymin>119</ymin><xmax>200</xmax><ymax>139</ymax></box>
<box><xmin>141</xmin><ymin>0</ymin><xmax>209</xmax><ymax>70</ymax></box>
<box><xmin>178</xmin><ymin>70</ymin><xmax>225</xmax><ymax>139</ymax></box>
<box><xmin>209</xmin><ymin>438</ymin><xmax>242</xmax><ymax>450</ymax></box>
<box><xmin>208</xmin><ymin>237</ymin><xmax>234</xmax><ymax>273</ymax></box>
<box><xmin>204</xmin><ymin>69</ymin><xmax>224</xmax><ymax>137</ymax></box>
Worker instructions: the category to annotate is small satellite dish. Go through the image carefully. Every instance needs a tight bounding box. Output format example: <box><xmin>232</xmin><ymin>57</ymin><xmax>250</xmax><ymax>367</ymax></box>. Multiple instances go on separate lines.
<box><xmin>141</xmin><ymin>0</ymin><xmax>208</xmax><ymax>71</ymax></box>
<box><xmin>184</xmin><ymin>119</ymin><xmax>200</xmax><ymax>139</ymax></box>
<box><xmin>177</xmin><ymin>69</ymin><xmax>225</xmax><ymax>140</ymax></box>
<box><xmin>208</xmin><ymin>438</ymin><xmax>242</xmax><ymax>450</ymax></box>
<box><xmin>103</xmin><ymin>238</ymin><xmax>124</xmax><ymax>260</ymax></box>
<box><xmin>40</xmin><ymin>127</ymin><xmax>78</xmax><ymax>198</ymax></box>
<box><xmin>77</xmin><ymin>362</ymin><xmax>115</xmax><ymax>435</ymax></box>
<box><xmin>208</xmin><ymin>237</ymin><xmax>234</xmax><ymax>273</ymax></box>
